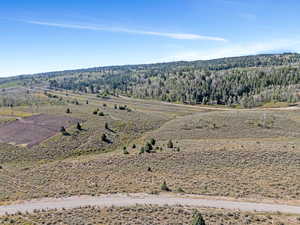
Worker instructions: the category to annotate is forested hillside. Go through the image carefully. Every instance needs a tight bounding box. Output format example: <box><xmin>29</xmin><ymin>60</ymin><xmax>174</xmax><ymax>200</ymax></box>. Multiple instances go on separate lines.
<box><xmin>4</xmin><ymin>53</ymin><xmax>300</xmax><ymax>108</ymax></box>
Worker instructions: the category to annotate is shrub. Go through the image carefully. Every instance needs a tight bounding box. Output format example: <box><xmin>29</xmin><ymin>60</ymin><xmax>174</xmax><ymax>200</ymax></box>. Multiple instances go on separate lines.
<box><xmin>191</xmin><ymin>211</ymin><xmax>206</xmax><ymax>225</ymax></box>
<box><xmin>139</xmin><ymin>147</ymin><xmax>145</xmax><ymax>154</ymax></box>
<box><xmin>101</xmin><ymin>134</ymin><xmax>107</xmax><ymax>142</ymax></box>
<box><xmin>65</xmin><ymin>108</ymin><xmax>71</xmax><ymax>113</ymax></box>
<box><xmin>76</xmin><ymin>122</ymin><xmax>82</xmax><ymax>130</ymax></box>
<box><xmin>150</xmin><ymin>138</ymin><xmax>156</xmax><ymax>146</ymax></box>
<box><xmin>93</xmin><ymin>109</ymin><xmax>99</xmax><ymax>115</ymax></box>
<box><xmin>103</xmin><ymin>103</ymin><xmax>107</xmax><ymax>107</ymax></box>
<box><xmin>123</xmin><ymin>146</ymin><xmax>129</xmax><ymax>154</ymax></box>
<box><xmin>105</xmin><ymin>122</ymin><xmax>109</xmax><ymax>129</ymax></box>
<box><xmin>114</xmin><ymin>104</ymin><xmax>118</xmax><ymax>109</ymax></box>
<box><xmin>98</xmin><ymin>112</ymin><xmax>105</xmax><ymax>116</ymax></box>
<box><xmin>160</xmin><ymin>181</ymin><xmax>171</xmax><ymax>192</ymax></box>
<box><xmin>119</xmin><ymin>105</ymin><xmax>127</xmax><ymax>110</ymax></box>
<box><xmin>145</xmin><ymin>142</ymin><xmax>153</xmax><ymax>153</ymax></box>
<box><xmin>60</xmin><ymin>126</ymin><xmax>68</xmax><ymax>135</ymax></box>
<box><xmin>167</xmin><ymin>140</ymin><xmax>174</xmax><ymax>148</ymax></box>
<box><xmin>86</xmin><ymin>100</ymin><xmax>89</xmax><ymax>104</ymax></box>
<box><xmin>132</xmin><ymin>144</ymin><xmax>136</xmax><ymax>149</ymax></box>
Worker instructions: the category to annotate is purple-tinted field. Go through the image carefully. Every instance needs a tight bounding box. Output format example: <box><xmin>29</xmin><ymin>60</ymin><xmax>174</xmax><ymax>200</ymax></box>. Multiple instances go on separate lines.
<box><xmin>0</xmin><ymin>114</ymin><xmax>80</xmax><ymax>147</ymax></box>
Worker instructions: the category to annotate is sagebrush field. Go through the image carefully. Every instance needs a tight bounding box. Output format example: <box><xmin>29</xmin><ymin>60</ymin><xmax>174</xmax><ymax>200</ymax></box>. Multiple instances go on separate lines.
<box><xmin>0</xmin><ymin>86</ymin><xmax>299</xmax><ymax>224</ymax></box>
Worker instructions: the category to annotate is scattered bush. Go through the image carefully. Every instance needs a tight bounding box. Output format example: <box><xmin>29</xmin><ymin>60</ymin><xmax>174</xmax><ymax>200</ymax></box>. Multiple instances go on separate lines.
<box><xmin>145</xmin><ymin>142</ymin><xmax>153</xmax><ymax>153</ymax></box>
<box><xmin>191</xmin><ymin>211</ymin><xmax>206</xmax><ymax>225</ymax></box>
<box><xmin>139</xmin><ymin>147</ymin><xmax>145</xmax><ymax>154</ymax></box>
<box><xmin>167</xmin><ymin>140</ymin><xmax>174</xmax><ymax>148</ymax></box>
<box><xmin>150</xmin><ymin>138</ymin><xmax>156</xmax><ymax>146</ymax></box>
<box><xmin>161</xmin><ymin>180</ymin><xmax>171</xmax><ymax>192</ymax></box>
<box><xmin>101</xmin><ymin>133</ymin><xmax>108</xmax><ymax>142</ymax></box>
<box><xmin>76</xmin><ymin>122</ymin><xmax>82</xmax><ymax>130</ymax></box>
<box><xmin>123</xmin><ymin>146</ymin><xmax>129</xmax><ymax>154</ymax></box>
<box><xmin>60</xmin><ymin>126</ymin><xmax>68</xmax><ymax>135</ymax></box>
<box><xmin>119</xmin><ymin>105</ymin><xmax>127</xmax><ymax>110</ymax></box>
<box><xmin>98</xmin><ymin>112</ymin><xmax>105</xmax><ymax>116</ymax></box>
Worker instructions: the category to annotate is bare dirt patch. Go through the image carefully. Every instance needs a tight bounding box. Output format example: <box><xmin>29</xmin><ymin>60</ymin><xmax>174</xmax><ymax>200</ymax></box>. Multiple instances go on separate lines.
<box><xmin>0</xmin><ymin>114</ymin><xmax>81</xmax><ymax>147</ymax></box>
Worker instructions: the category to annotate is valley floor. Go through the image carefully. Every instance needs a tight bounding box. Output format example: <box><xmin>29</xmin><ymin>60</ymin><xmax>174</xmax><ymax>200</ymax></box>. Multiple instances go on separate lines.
<box><xmin>0</xmin><ymin>89</ymin><xmax>300</xmax><ymax>224</ymax></box>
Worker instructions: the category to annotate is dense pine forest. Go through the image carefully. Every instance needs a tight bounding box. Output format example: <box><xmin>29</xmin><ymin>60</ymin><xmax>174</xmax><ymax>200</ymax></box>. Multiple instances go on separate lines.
<box><xmin>3</xmin><ymin>53</ymin><xmax>300</xmax><ymax>108</ymax></box>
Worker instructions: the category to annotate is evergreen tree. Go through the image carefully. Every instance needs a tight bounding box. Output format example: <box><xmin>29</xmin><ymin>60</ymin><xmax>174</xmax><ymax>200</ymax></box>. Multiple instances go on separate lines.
<box><xmin>101</xmin><ymin>133</ymin><xmax>107</xmax><ymax>142</ymax></box>
<box><xmin>150</xmin><ymin>138</ymin><xmax>156</xmax><ymax>146</ymax></box>
<box><xmin>60</xmin><ymin>126</ymin><xmax>67</xmax><ymax>135</ymax></box>
<box><xmin>145</xmin><ymin>142</ymin><xmax>153</xmax><ymax>153</ymax></box>
<box><xmin>76</xmin><ymin>122</ymin><xmax>82</xmax><ymax>130</ymax></box>
<box><xmin>167</xmin><ymin>140</ymin><xmax>174</xmax><ymax>148</ymax></box>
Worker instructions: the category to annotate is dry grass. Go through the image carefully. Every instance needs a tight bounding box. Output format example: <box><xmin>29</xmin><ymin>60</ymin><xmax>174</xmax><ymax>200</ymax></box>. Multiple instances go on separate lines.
<box><xmin>0</xmin><ymin>90</ymin><xmax>299</xmax><ymax>207</ymax></box>
<box><xmin>0</xmin><ymin>138</ymin><xmax>299</xmax><ymax>202</ymax></box>
<box><xmin>1</xmin><ymin>205</ymin><xmax>299</xmax><ymax>225</ymax></box>
<box><xmin>145</xmin><ymin>110</ymin><xmax>300</xmax><ymax>141</ymax></box>
<box><xmin>0</xmin><ymin>108</ymin><xmax>33</xmax><ymax>117</ymax></box>
<box><xmin>262</xmin><ymin>101</ymin><xmax>292</xmax><ymax>108</ymax></box>
<box><xmin>0</xmin><ymin>100</ymin><xmax>168</xmax><ymax>164</ymax></box>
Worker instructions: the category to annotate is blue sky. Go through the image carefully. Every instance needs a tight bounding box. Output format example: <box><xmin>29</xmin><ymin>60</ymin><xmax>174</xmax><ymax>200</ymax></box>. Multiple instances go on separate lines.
<box><xmin>1</xmin><ymin>0</ymin><xmax>300</xmax><ymax>77</ymax></box>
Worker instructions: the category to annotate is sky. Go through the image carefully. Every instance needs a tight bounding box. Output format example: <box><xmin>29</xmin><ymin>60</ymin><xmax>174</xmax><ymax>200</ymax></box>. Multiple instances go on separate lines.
<box><xmin>1</xmin><ymin>0</ymin><xmax>300</xmax><ymax>77</ymax></box>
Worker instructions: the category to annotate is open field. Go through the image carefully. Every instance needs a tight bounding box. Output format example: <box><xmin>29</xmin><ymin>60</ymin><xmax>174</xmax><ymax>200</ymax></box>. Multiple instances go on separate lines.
<box><xmin>1</xmin><ymin>137</ymin><xmax>299</xmax><ymax>202</ymax></box>
<box><xmin>145</xmin><ymin>110</ymin><xmax>300</xmax><ymax>140</ymax></box>
<box><xmin>1</xmin><ymin>204</ymin><xmax>300</xmax><ymax>225</ymax></box>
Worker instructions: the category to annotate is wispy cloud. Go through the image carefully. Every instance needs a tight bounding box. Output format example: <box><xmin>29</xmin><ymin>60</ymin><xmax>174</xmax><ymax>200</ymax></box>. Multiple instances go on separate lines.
<box><xmin>163</xmin><ymin>39</ymin><xmax>300</xmax><ymax>61</ymax></box>
<box><xmin>23</xmin><ymin>20</ymin><xmax>227</xmax><ymax>41</ymax></box>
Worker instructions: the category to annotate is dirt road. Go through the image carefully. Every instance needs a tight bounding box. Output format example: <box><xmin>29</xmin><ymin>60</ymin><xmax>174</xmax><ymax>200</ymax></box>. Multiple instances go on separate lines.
<box><xmin>1</xmin><ymin>193</ymin><xmax>300</xmax><ymax>215</ymax></box>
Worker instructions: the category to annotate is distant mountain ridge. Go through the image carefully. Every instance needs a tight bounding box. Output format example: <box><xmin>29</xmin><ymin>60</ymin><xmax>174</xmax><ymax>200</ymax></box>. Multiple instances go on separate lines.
<box><xmin>2</xmin><ymin>52</ymin><xmax>300</xmax><ymax>79</ymax></box>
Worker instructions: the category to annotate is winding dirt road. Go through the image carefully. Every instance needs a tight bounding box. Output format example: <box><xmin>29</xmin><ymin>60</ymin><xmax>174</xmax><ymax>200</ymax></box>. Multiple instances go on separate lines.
<box><xmin>1</xmin><ymin>193</ymin><xmax>300</xmax><ymax>215</ymax></box>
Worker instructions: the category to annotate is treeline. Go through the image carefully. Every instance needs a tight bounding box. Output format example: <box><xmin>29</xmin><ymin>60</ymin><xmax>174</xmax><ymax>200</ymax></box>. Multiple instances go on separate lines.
<box><xmin>47</xmin><ymin>54</ymin><xmax>300</xmax><ymax>108</ymax></box>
